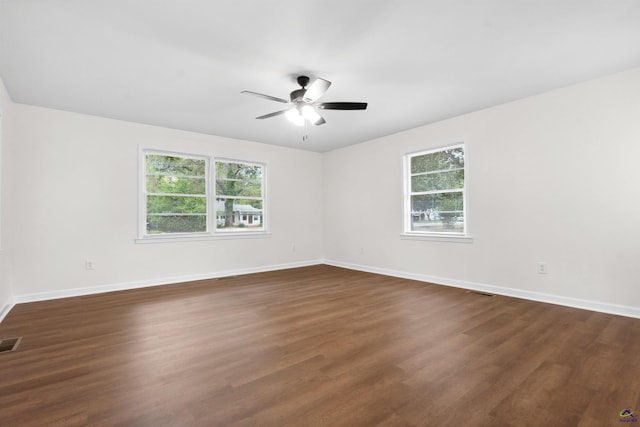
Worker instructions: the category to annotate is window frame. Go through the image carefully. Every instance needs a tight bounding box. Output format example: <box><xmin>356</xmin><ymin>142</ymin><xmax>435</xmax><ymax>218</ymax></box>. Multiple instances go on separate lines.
<box><xmin>137</xmin><ymin>147</ymin><xmax>269</xmax><ymax>243</ymax></box>
<box><xmin>213</xmin><ymin>157</ymin><xmax>267</xmax><ymax>235</ymax></box>
<box><xmin>402</xmin><ymin>143</ymin><xmax>472</xmax><ymax>242</ymax></box>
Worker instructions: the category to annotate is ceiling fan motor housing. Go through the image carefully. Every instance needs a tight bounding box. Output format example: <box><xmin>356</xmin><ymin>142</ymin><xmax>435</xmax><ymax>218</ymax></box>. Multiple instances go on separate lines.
<box><xmin>290</xmin><ymin>88</ymin><xmax>306</xmax><ymax>103</ymax></box>
<box><xmin>296</xmin><ymin>75</ymin><xmax>310</xmax><ymax>87</ymax></box>
<box><xmin>290</xmin><ymin>76</ymin><xmax>310</xmax><ymax>102</ymax></box>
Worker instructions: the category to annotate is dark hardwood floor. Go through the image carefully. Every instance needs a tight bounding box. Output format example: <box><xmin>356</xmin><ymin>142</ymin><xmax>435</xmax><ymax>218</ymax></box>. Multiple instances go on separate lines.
<box><xmin>1</xmin><ymin>265</ymin><xmax>639</xmax><ymax>426</ymax></box>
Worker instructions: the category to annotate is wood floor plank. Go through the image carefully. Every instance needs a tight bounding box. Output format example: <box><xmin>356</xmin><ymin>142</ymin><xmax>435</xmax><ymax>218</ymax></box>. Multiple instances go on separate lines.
<box><xmin>1</xmin><ymin>265</ymin><xmax>639</xmax><ymax>426</ymax></box>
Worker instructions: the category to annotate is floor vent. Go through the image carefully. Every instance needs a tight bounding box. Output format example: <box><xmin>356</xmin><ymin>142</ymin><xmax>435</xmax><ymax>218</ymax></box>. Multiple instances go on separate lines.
<box><xmin>0</xmin><ymin>337</ymin><xmax>22</xmax><ymax>353</ymax></box>
<box><xmin>468</xmin><ymin>291</ymin><xmax>496</xmax><ymax>297</ymax></box>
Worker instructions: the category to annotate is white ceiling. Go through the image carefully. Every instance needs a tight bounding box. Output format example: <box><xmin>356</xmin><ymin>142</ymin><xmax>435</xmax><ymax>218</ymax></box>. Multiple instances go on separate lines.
<box><xmin>1</xmin><ymin>1</ymin><xmax>639</xmax><ymax>152</ymax></box>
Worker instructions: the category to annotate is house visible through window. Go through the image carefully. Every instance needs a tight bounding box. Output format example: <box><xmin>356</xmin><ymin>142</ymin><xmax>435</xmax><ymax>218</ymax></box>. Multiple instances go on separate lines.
<box><xmin>404</xmin><ymin>144</ymin><xmax>466</xmax><ymax>236</ymax></box>
<box><xmin>141</xmin><ymin>149</ymin><xmax>266</xmax><ymax>239</ymax></box>
<box><xmin>215</xmin><ymin>159</ymin><xmax>265</xmax><ymax>232</ymax></box>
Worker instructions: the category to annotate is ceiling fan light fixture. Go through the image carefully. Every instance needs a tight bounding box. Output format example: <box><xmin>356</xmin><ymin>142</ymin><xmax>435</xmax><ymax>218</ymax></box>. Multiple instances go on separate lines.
<box><xmin>285</xmin><ymin>108</ymin><xmax>305</xmax><ymax>126</ymax></box>
<box><xmin>243</xmin><ymin>75</ymin><xmax>366</xmax><ymax>129</ymax></box>
<box><xmin>301</xmin><ymin>105</ymin><xmax>322</xmax><ymax>125</ymax></box>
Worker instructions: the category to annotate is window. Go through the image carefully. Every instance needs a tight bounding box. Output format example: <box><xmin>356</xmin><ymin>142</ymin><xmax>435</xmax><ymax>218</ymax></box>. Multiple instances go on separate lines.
<box><xmin>140</xmin><ymin>149</ymin><xmax>266</xmax><ymax>240</ymax></box>
<box><xmin>215</xmin><ymin>159</ymin><xmax>265</xmax><ymax>232</ymax></box>
<box><xmin>145</xmin><ymin>151</ymin><xmax>208</xmax><ymax>234</ymax></box>
<box><xmin>404</xmin><ymin>144</ymin><xmax>467</xmax><ymax>237</ymax></box>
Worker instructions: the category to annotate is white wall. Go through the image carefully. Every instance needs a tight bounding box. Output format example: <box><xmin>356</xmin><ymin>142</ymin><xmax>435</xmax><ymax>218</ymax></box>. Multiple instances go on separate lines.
<box><xmin>0</xmin><ymin>78</ymin><xmax>13</xmax><ymax>317</ymax></box>
<box><xmin>324</xmin><ymin>68</ymin><xmax>640</xmax><ymax>314</ymax></box>
<box><xmin>7</xmin><ymin>103</ymin><xmax>324</xmax><ymax>298</ymax></box>
<box><xmin>2</xmin><ymin>68</ymin><xmax>639</xmax><ymax>318</ymax></box>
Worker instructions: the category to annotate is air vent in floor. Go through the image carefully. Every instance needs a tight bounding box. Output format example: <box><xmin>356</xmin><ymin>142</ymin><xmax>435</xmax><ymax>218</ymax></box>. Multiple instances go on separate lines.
<box><xmin>0</xmin><ymin>337</ymin><xmax>22</xmax><ymax>353</ymax></box>
<box><xmin>467</xmin><ymin>291</ymin><xmax>496</xmax><ymax>297</ymax></box>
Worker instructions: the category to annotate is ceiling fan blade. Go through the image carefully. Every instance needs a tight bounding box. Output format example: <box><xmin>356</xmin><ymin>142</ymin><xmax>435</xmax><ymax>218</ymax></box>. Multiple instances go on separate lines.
<box><xmin>256</xmin><ymin>109</ymin><xmax>289</xmax><ymax>119</ymax></box>
<box><xmin>241</xmin><ymin>90</ymin><xmax>289</xmax><ymax>104</ymax></box>
<box><xmin>318</xmin><ymin>102</ymin><xmax>368</xmax><ymax>110</ymax></box>
<box><xmin>303</xmin><ymin>78</ymin><xmax>331</xmax><ymax>103</ymax></box>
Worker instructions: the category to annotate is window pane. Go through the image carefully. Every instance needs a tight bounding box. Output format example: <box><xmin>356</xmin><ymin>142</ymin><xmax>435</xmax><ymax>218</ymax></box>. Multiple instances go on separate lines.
<box><xmin>141</xmin><ymin>151</ymin><xmax>268</xmax><ymax>237</ymax></box>
<box><xmin>411</xmin><ymin>169</ymin><xmax>464</xmax><ymax>192</ymax></box>
<box><xmin>411</xmin><ymin>147</ymin><xmax>464</xmax><ymax>174</ymax></box>
<box><xmin>143</xmin><ymin>152</ymin><xmax>210</xmax><ymax>236</ymax></box>
<box><xmin>146</xmin><ymin>176</ymin><xmax>206</xmax><ymax>195</ymax></box>
<box><xmin>146</xmin><ymin>154</ymin><xmax>206</xmax><ymax>177</ymax></box>
<box><xmin>410</xmin><ymin>192</ymin><xmax>464</xmax><ymax>233</ymax></box>
<box><xmin>147</xmin><ymin>195</ymin><xmax>207</xmax><ymax>214</ymax></box>
<box><xmin>216</xmin><ymin>198</ymin><xmax>263</xmax><ymax>230</ymax></box>
<box><xmin>215</xmin><ymin>162</ymin><xmax>263</xmax><ymax>198</ymax></box>
<box><xmin>147</xmin><ymin>215</ymin><xmax>206</xmax><ymax>234</ymax></box>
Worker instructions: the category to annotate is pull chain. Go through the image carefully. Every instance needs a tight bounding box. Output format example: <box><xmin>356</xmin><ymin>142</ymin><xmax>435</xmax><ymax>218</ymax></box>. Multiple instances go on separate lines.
<box><xmin>302</xmin><ymin>119</ymin><xmax>309</xmax><ymax>142</ymax></box>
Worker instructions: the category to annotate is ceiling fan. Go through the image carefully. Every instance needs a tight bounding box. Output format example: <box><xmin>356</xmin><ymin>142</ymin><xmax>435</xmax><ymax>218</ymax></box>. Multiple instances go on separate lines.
<box><xmin>242</xmin><ymin>75</ymin><xmax>367</xmax><ymax>127</ymax></box>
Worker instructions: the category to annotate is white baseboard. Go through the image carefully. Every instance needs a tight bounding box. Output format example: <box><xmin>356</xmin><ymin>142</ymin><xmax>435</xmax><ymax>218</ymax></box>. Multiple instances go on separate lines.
<box><xmin>6</xmin><ymin>259</ymin><xmax>640</xmax><ymax>321</ymax></box>
<box><xmin>0</xmin><ymin>297</ymin><xmax>16</xmax><ymax>324</ymax></box>
<box><xmin>12</xmin><ymin>259</ymin><xmax>324</xmax><ymax>305</ymax></box>
<box><xmin>324</xmin><ymin>259</ymin><xmax>640</xmax><ymax>319</ymax></box>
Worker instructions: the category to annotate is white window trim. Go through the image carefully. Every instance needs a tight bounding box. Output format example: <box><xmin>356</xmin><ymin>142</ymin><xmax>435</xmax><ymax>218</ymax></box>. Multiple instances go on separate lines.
<box><xmin>401</xmin><ymin>142</ymin><xmax>472</xmax><ymax>242</ymax></box>
<box><xmin>135</xmin><ymin>231</ymin><xmax>272</xmax><ymax>244</ymax></box>
<box><xmin>400</xmin><ymin>233</ymin><xmax>473</xmax><ymax>243</ymax></box>
<box><xmin>213</xmin><ymin>157</ymin><xmax>268</xmax><ymax>235</ymax></box>
<box><xmin>137</xmin><ymin>147</ymin><xmax>270</xmax><ymax>243</ymax></box>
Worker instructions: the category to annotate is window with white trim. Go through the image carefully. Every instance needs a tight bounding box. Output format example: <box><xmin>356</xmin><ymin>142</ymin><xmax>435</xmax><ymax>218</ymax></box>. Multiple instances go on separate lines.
<box><xmin>214</xmin><ymin>159</ymin><xmax>265</xmax><ymax>233</ymax></box>
<box><xmin>144</xmin><ymin>151</ymin><xmax>209</xmax><ymax>235</ymax></box>
<box><xmin>404</xmin><ymin>144</ymin><xmax>466</xmax><ymax>236</ymax></box>
<box><xmin>140</xmin><ymin>149</ymin><xmax>266</xmax><ymax>239</ymax></box>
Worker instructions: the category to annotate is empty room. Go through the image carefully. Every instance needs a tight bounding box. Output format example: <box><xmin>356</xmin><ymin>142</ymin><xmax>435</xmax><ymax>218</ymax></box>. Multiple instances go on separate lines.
<box><xmin>1</xmin><ymin>1</ymin><xmax>640</xmax><ymax>426</ymax></box>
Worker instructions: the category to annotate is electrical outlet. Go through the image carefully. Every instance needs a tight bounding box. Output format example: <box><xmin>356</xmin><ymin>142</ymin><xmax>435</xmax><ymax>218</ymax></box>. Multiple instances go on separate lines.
<box><xmin>292</xmin><ymin>244</ymin><xmax>296</xmax><ymax>252</ymax></box>
<box><xmin>85</xmin><ymin>260</ymin><xmax>95</xmax><ymax>270</ymax></box>
<box><xmin>537</xmin><ymin>262</ymin><xmax>548</xmax><ymax>274</ymax></box>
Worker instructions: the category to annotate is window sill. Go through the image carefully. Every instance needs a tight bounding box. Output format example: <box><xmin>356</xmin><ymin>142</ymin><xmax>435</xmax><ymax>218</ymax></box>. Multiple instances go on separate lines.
<box><xmin>400</xmin><ymin>233</ymin><xmax>473</xmax><ymax>243</ymax></box>
<box><xmin>136</xmin><ymin>232</ymin><xmax>272</xmax><ymax>244</ymax></box>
